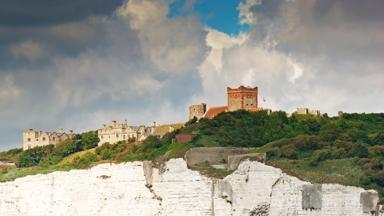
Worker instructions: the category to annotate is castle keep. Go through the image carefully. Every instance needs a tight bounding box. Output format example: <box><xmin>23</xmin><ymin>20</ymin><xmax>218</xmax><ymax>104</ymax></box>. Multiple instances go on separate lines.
<box><xmin>227</xmin><ymin>86</ymin><xmax>258</xmax><ymax>112</ymax></box>
<box><xmin>22</xmin><ymin>129</ymin><xmax>74</xmax><ymax>150</ymax></box>
<box><xmin>189</xmin><ymin>86</ymin><xmax>260</xmax><ymax>120</ymax></box>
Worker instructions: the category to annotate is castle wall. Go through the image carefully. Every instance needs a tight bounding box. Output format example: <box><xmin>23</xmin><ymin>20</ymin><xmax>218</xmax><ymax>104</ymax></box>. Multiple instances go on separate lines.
<box><xmin>227</xmin><ymin>86</ymin><xmax>258</xmax><ymax>112</ymax></box>
<box><xmin>188</xmin><ymin>103</ymin><xmax>206</xmax><ymax>120</ymax></box>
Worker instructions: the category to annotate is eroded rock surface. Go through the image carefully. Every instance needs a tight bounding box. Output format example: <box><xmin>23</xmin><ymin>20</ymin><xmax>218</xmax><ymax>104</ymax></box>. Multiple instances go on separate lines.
<box><xmin>0</xmin><ymin>159</ymin><xmax>381</xmax><ymax>216</ymax></box>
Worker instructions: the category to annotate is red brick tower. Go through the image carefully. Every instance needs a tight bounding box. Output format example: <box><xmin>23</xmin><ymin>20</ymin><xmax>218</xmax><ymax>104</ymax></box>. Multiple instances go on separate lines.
<box><xmin>227</xmin><ymin>86</ymin><xmax>258</xmax><ymax>112</ymax></box>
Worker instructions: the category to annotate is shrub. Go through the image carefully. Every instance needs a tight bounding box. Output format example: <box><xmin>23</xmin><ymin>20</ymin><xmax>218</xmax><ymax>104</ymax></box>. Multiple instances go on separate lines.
<box><xmin>79</xmin><ymin>131</ymin><xmax>99</xmax><ymax>150</ymax></box>
<box><xmin>73</xmin><ymin>152</ymin><xmax>98</xmax><ymax>168</ymax></box>
<box><xmin>369</xmin><ymin>146</ymin><xmax>384</xmax><ymax>157</ymax></box>
<box><xmin>351</xmin><ymin>142</ymin><xmax>369</xmax><ymax>158</ymax></box>
<box><xmin>309</xmin><ymin>149</ymin><xmax>332</xmax><ymax>166</ymax></box>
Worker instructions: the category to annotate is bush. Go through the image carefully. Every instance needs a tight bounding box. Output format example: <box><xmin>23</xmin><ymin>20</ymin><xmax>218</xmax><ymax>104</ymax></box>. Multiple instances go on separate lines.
<box><xmin>16</xmin><ymin>145</ymin><xmax>54</xmax><ymax>167</ymax></box>
<box><xmin>309</xmin><ymin>149</ymin><xmax>332</xmax><ymax>166</ymax></box>
<box><xmin>351</xmin><ymin>142</ymin><xmax>369</xmax><ymax>158</ymax></box>
<box><xmin>78</xmin><ymin>131</ymin><xmax>99</xmax><ymax>150</ymax></box>
<box><xmin>369</xmin><ymin>146</ymin><xmax>384</xmax><ymax>157</ymax></box>
<box><xmin>73</xmin><ymin>152</ymin><xmax>98</xmax><ymax>168</ymax></box>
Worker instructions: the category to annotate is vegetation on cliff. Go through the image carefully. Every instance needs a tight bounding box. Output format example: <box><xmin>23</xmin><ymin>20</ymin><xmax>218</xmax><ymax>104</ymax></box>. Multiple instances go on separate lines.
<box><xmin>0</xmin><ymin>110</ymin><xmax>383</xmax><ymax>200</ymax></box>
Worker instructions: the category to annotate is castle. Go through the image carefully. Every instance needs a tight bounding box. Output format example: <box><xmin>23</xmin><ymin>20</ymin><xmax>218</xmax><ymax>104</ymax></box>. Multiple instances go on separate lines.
<box><xmin>97</xmin><ymin>120</ymin><xmax>156</xmax><ymax>146</ymax></box>
<box><xmin>189</xmin><ymin>86</ymin><xmax>260</xmax><ymax>119</ymax></box>
<box><xmin>22</xmin><ymin>129</ymin><xmax>75</xmax><ymax>150</ymax></box>
<box><xmin>295</xmin><ymin>107</ymin><xmax>321</xmax><ymax>116</ymax></box>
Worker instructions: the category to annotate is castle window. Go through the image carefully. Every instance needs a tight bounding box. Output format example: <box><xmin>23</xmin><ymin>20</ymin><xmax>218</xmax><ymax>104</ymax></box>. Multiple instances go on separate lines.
<box><xmin>52</xmin><ymin>137</ymin><xmax>55</xmax><ymax>141</ymax></box>
<box><xmin>27</xmin><ymin>138</ymin><xmax>31</xmax><ymax>142</ymax></box>
<box><xmin>101</xmin><ymin>135</ymin><xmax>103</xmax><ymax>139</ymax></box>
<box><xmin>42</xmin><ymin>137</ymin><xmax>46</xmax><ymax>141</ymax></box>
<box><xmin>116</xmin><ymin>134</ymin><xmax>119</xmax><ymax>138</ymax></box>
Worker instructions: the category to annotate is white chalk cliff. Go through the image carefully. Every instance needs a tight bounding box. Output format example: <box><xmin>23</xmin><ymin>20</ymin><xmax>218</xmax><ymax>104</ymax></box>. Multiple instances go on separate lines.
<box><xmin>0</xmin><ymin>159</ymin><xmax>381</xmax><ymax>216</ymax></box>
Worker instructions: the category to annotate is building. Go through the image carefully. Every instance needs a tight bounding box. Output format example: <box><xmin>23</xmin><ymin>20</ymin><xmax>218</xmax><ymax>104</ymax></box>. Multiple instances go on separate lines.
<box><xmin>175</xmin><ymin>134</ymin><xmax>194</xmax><ymax>143</ymax></box>
<box><xmin>98</xmin><ymin>121</ymin><xmax>184</xmax><ymax>146</ymax></box>
<box><xmin>22</xmin><ymin>129</ymin><xmax>75</xmax><ymax>150</ymax></box>
<box><xmin>227</xmin><ymin>86</ymin><xmax>258</xmax><ymax>112</ymax></box>
<box><xmin>98</xmin><ymin>120</ymin><xmax>142</xmax><ymax>146</ymax></box>
<box><xmin>189</xmin><ymin>85</ymin><xmax>261</xmax><ymax>119</ymax></box>
<box><xmin>189</xmin><ymin>103</ymin><xmax>207</xmax><ymax>120</ymax></box>
<box><xmin>294</xmin><ymin>108</ymin><xmax>321</xmax><ymax>116</ymax></box>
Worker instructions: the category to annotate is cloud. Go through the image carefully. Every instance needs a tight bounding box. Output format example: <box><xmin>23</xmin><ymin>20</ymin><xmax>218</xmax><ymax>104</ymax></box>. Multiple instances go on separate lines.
<box><xmin>0</xmin><ymin>0</ymin><xmax>125</xmax><ymax>27</ymax></box>
<box><xmin>195</xmin><ymin>0</ymin><xmax>384</xmax><ymax>115</ymax></box>
<box><xmin>0</xmin><ymin>75</ymin><xmax>21</xmax><ymax>107</ymax></box>
<box><xmin>117</xmin><ymin>0</ymin><xmax>207</xmax><ymax>73</ymax></box>
<box><xmin>10</xmin><ymin>41</ymin><xmax>44</xmax><ymax>63</ymax></box>
<box><xmin>0</xmin><ymin>0</ymin><xmax>383</xmax><ymax>150</ymax></box>
<box><xmin>238</xmin><ymin>0</ymin><xmax>262</xmax><ymax>25</ymax></box>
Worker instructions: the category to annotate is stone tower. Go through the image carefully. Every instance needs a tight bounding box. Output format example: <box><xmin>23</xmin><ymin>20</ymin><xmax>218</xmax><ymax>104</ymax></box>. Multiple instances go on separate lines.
<box><xmin>189</xmin><ymin>103</ymin><xmax>207</xmax><ymax>120</ymax></box>
<box><xmin>227</xmin><ymin>86</ymin><xmax>258</xmax><ymax>112</ymax></box>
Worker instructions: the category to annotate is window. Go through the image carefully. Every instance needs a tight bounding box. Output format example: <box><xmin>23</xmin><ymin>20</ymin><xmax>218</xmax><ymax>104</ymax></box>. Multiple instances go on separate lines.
<box><xmin>42</xmin><ymin>137</ymin><xmax>46</xmax><ymax>141</ymax></box>
<box><xmin>101</xmin><ymin>135</ymin><xmax>103</xmax><ymax>139</ymax></box>
<box><xmin>27</xmin><ymin>138</ymin><xmax>31</xmax><ymax>142</ymax></box>
<box><xmin>123</xmin><ymin>135</ymin><xmax>126</xmax><ymax>140</ymax></box>
<box><xmin>116</xmin><ymin>134</ymin><xmax>119</xmax><ymax>138</ymax></box>
<box><xmin>52</xmin><ymin>137</ymin><xmax>55</xmax><ymax>141</ymax></box>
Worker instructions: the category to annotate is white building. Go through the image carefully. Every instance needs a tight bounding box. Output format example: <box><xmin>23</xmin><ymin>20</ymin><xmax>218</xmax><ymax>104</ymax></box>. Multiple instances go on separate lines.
<box><xmin>295</xmin><ymin>108</ymin><xmax>321</xmax><ymax>116</ymax></box>
<box><xmin>97</xmin><ymin>120</ymin><xmax>156</xmax><ymax>146</ymax></box>
<box><xmin>22</xmin><ymin>129</ymin><xmax>75</xmax><ymax>150</ymax></box>
<box><xmin>98</xmin><ymin>120</ymin><xmax>136</xmax><ymax>146</ymax></box>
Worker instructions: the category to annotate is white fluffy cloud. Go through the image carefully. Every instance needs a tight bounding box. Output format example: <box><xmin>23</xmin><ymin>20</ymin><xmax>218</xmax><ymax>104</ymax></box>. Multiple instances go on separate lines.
<box><xmin>10</xmin><ymin>41</ymin><xmax>44</xmax><ymax>63</ymax></box>
<box><xmin>117</xmin><ymin>0</ymin><xmax>207</xmax><ymax>73</ymax></box>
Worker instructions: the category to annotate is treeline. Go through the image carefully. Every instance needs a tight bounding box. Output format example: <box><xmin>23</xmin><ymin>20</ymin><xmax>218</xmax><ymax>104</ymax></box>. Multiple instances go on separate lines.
<box><xmin>16</xmin><ymin>131</ymin><xmax>99</xmax><ymax>167</ymax></box>
<box><xmin>181</xmin><ymin>110</ymin><xmax>384</xmax><ymax>199</ymax></box>
<box><xmin>185</xmin><ymin>111</ymin><xmax>384</xmax><ymax>148</ymax></box>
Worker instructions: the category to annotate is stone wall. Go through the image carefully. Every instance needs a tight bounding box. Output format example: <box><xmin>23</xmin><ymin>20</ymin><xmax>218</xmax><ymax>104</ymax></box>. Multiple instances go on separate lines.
<box><xmin>0</xmin><ymin>159</ymin><xmax>382</xmax><ymax>216</ymax></box>
<box><xmin>227</xmin><ymin>86</ymin><xmax>258</xmax><ymax>112</ymax></box>
<box><xmin>188</xmin><ymin>103</ymin><xmax>207</xmax><ymax>120</ymax></box>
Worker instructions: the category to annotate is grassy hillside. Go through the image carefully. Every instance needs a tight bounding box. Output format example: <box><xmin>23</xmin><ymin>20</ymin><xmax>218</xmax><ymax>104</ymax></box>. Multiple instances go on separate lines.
<box><xmin>0</xmin><ymin>110</ymin><xmax>383</xmax><ymax>201</ymax></box>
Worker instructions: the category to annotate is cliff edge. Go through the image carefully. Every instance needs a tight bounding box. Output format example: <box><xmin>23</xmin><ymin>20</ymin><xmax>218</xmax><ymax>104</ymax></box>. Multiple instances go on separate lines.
<box><xmin>0</xmin><ymin>158</ymin><xmax>382</xmax><ymax>216</ymax></box>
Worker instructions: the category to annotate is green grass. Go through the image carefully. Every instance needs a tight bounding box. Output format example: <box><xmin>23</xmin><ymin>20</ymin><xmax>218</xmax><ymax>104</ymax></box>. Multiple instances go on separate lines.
<box><xmin>190</xmin><ymin>162</ymin><xmax>233</xmax><ymax>179</ymax></box>
<box><xmin>268</xmin><ymin>158</ymin><xmax>365</xmax><ymax>186</ymax></box>
<box><xmin>0</xmin><ymin>141</ymin><xmax>194</xmax><ymax>182</ymax></box>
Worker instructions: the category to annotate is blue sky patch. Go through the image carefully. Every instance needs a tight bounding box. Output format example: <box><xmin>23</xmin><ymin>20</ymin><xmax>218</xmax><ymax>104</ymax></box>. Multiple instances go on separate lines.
<box><xmin>169</xmin><ymin>0</ymin><xmax>249</xmax><ymax>35</ymax></box>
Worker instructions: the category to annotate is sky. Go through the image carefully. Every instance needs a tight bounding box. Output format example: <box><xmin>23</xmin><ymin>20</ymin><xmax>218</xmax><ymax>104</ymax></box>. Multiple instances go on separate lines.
<box><xmin>0</xmin><ymin>0</ymin><xmax>383</xmax><ymax>150</ymax></box>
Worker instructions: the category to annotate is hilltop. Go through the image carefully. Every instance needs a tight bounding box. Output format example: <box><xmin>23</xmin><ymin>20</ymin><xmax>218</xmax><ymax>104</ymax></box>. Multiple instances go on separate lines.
<box><xmin>0</xmin><ymin>110</ymin><xmax>384</xmax><ymax>201</ymax></box>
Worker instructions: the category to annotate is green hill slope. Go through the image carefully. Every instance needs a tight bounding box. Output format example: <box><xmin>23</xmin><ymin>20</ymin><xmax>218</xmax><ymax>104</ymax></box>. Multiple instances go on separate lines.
<box><xmin>1</xmin><ymin>110</ymin><xmax>383</xmax><ymax>201</ymax></box>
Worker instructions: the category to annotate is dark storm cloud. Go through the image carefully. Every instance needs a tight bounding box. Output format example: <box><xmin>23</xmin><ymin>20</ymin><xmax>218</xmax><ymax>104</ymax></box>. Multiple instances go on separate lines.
<box><xmin>313</xmin><ymin>0</ymin><xmax>384</xmax><ymax>23</ymax></box>
<box><xmin>0</xmin><ymin>0</ymin><xmax>125</xmax><ymax>26</ymax></box>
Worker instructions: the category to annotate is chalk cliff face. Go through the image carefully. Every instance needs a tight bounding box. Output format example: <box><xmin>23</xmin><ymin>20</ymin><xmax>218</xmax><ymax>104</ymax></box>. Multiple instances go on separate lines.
<box><xmin>0</xmin><ymin>159</ymin><xmax>381</xmax><ymax>216</ymax></box>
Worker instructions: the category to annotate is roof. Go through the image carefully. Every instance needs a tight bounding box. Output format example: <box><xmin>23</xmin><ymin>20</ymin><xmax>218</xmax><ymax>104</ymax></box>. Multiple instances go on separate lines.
<box><xmin>175</xmin><ymin>134</ymin><xmax>194</xmax><ymax>143</ymax></box>
<box><xmin>204</xmin><ymin>106</ymin><xmax>228</xmax><ymax>119</ymax></box>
